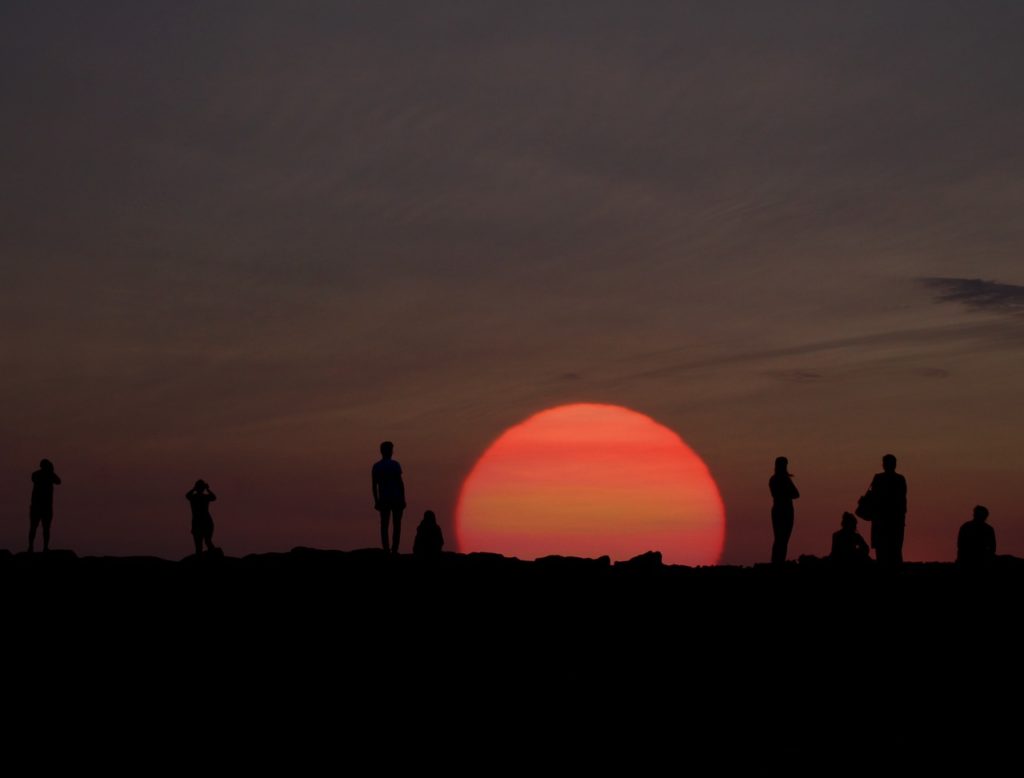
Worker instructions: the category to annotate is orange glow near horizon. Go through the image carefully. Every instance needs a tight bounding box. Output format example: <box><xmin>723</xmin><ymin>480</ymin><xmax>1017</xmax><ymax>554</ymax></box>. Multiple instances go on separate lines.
<box><xmin>456</xmin><ymin>404</ymin><xmax>726</xmax><ymax>564</ymax></box>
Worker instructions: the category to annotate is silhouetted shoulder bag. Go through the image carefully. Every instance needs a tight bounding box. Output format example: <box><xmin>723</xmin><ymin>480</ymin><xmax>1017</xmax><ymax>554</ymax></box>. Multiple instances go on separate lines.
<box><xmin>855</xmin><ymin>491</ymin><xmax>876</xmax><ymax>522</ymax></box>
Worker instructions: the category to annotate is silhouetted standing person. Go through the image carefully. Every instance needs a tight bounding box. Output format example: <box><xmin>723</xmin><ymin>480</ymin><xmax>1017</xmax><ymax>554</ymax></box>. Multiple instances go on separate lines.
<box><xmin>830</xmin><ymin>512</ymin><xmax>870</xmax><ymax>565</ymax></box>
<box><xmin>413</xmin><ymin>510</ymin><xmax>444</xmax><ymax>556</ymax></box>
<box><xmin>29</xmin><ymin>459</ymin><xmax>61</xmax><ymax>553</ymax></box>
<box><xmin>769</xmin><ymin>456</ymin><xmax>799</xmax><ymax>564</ymax></box>
<box><xmin>186</xmin><ymin>480</ymin><xmax>218</xmax><ymax>556</ymax></box>
<box><xmin>867</xmin><ymin>454</ymin><xmax>907</xmax><ymax>565</ymax></box>
<box><xmin>957</xmin><ymin>505</ymin><xmax>996</xmax><ymax>567</ymax></box>
<box><xmin>372</xmin><ymin>441</ymin><xmax>405</xmax><ymax>554</ymax></box>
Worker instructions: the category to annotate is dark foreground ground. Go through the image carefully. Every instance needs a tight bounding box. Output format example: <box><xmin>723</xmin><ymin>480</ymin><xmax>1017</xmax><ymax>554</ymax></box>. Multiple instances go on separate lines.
<box><xmin>3</xmin><ymin>548</ymin><xmax>1021</xmax><ymax>765</ymax></box>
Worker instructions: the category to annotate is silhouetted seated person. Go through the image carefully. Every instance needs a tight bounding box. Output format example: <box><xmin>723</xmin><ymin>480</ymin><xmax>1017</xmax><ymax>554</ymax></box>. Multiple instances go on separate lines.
<box><xmin>413</xmin><ymin>510</ymin><xmax>444</xmax><ymax>556</ymax></box>
<box><xmin>957</xmin><ymin>505</ymin><xmax>996</xmax><ymax>568</ymax></box>
<box><xmin>29</xmin><ymin>458</ymin><xmax>62</xmax><ymax>553</ymax></box>
<box><xmin>830</xmin><ymin>512</ymin><xmax>870</xmax><ymax>565</ymax></box>
<box><xmin>186</xmin><ymin>479</ymin><xmax>218</xmax><ymax>556</ymax></box>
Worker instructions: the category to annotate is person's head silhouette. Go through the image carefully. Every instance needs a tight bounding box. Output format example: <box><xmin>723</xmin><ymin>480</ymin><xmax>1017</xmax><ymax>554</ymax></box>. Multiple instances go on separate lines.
<box><xmin>973</xmin><ymin>505</ymin><xmax>989</xmax><ymax>522</ymax></box>
<box><xmin>380</xmin><ymin>441</ymin><xmax>394</xmax><ymax>459</ymax></box>
<box><xmin>39</xmin><ymin>459</ymin><xmax>54</xmax><ymax>472</ymax></box>
<box><xmin>841</xmin><ymin>511</ymin><xmax>857</xmax><ymax>531</ymax></box>
<box><xmin>882</xmin><ymin>454</ymin><xmax>897</xmax><ymax>473</ymax></box>
<box><xmin>422</xmin><ymin>510</ymin><xmax>436</xmax><ymax>526</ymax></box>
<box><xmin>193</xmin><ymin>479</ymin><xmax>208</xmax><ymax>491</ymax></box>
<box><xmin>774</xmin><ymin>456</ymin><xmax>790</xmax><ymax>476</ymax></box>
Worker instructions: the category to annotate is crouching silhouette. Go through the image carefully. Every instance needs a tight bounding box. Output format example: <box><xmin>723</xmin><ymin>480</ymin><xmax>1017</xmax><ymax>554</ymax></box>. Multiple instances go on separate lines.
<box><xmin>413</xmin><ymin>510</ymin><xmax>444</xmax><ymax>556</ymax></box>
<box><xmin>957</xmin><ymin>505</ymin><xmax>996</xmax><ymax>568</ymax></box>
<box><xmin>830</xmin><ymin>512</ymin><xmax>870</xmax><ymax>565</ymax></box>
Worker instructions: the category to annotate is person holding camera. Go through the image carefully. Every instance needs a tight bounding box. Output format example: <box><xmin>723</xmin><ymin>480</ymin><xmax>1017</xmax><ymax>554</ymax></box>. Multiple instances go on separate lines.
<box><xmin>29</xmin><ymin>458</ymin><xmax>62</xmax><ymax>553</ymax></box>
<box><xmin>186</xmin><ymin>479</ymin><xmax>218</xmax><ymax>557</ymax></box>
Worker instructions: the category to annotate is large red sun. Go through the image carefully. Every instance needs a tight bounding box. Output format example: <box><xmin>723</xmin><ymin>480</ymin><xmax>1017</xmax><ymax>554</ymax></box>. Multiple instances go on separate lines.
<box><xmin>455</xmin><ymin>404</ymin><xmax>725</xmax><ymax>565</ymax></box>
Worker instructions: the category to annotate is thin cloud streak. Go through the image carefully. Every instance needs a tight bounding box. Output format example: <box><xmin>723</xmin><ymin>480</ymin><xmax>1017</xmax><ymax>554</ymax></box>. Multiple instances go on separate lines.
<box><xmin>920</xmin><ymin>277</ymin><xmax>1024</xmax><ymax>314</ymax></box>
<box><xmin>613</xmin><ymin>319</ymin><xmax>1024</xmax><ymax>384</ymax></box>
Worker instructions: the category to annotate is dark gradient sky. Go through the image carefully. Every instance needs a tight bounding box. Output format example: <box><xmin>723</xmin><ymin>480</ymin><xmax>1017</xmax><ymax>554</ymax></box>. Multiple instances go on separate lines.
<box><xmin>2</xmin><ymin>1</ymin><xmax>1023</xmax><ymax>561</ymax></box>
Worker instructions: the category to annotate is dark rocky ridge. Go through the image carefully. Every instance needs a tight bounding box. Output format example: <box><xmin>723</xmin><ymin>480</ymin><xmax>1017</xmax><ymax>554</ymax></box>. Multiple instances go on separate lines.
<box><xmin>4</xmin><ymin>548</ymin><xmax>1019</xmax><ymax>761</ymax></box>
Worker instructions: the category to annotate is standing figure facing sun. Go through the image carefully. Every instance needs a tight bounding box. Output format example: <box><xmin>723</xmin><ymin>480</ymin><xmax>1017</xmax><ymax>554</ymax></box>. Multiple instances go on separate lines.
<box><xmin>372</xmin><ymin>440</ymin><xmax>406</xmax><ymax>554</ymax></box>
<box><xmin>867</xmin><ymin>454</ymin><xmax>907</xmax><ymax>565</ymax></box>
<box><xmin>769</xmin><ymin>456</ymin><xmax>799</xmax><ymax>564</ymax></box>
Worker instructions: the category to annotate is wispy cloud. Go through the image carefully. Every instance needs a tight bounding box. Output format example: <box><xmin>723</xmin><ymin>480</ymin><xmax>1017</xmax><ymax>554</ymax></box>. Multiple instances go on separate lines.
<box><xmin>920</xmin><ymin>277</ymin><xmax>1024</xmax><ymax>314</ymax></box>
<box><xmin>766</xmin><ymin>369</ymin><xmax>822</xmax><ymax>383</ymax></box>
<box><xmin>912</xmin><ymin>367</ymin><xmax>950</xmax><ymax>379</ymax></box>
<box><xmin>613</xmin><ymin>320</ymin><xmax>1021</xmax><ymax>383</ymax></box>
